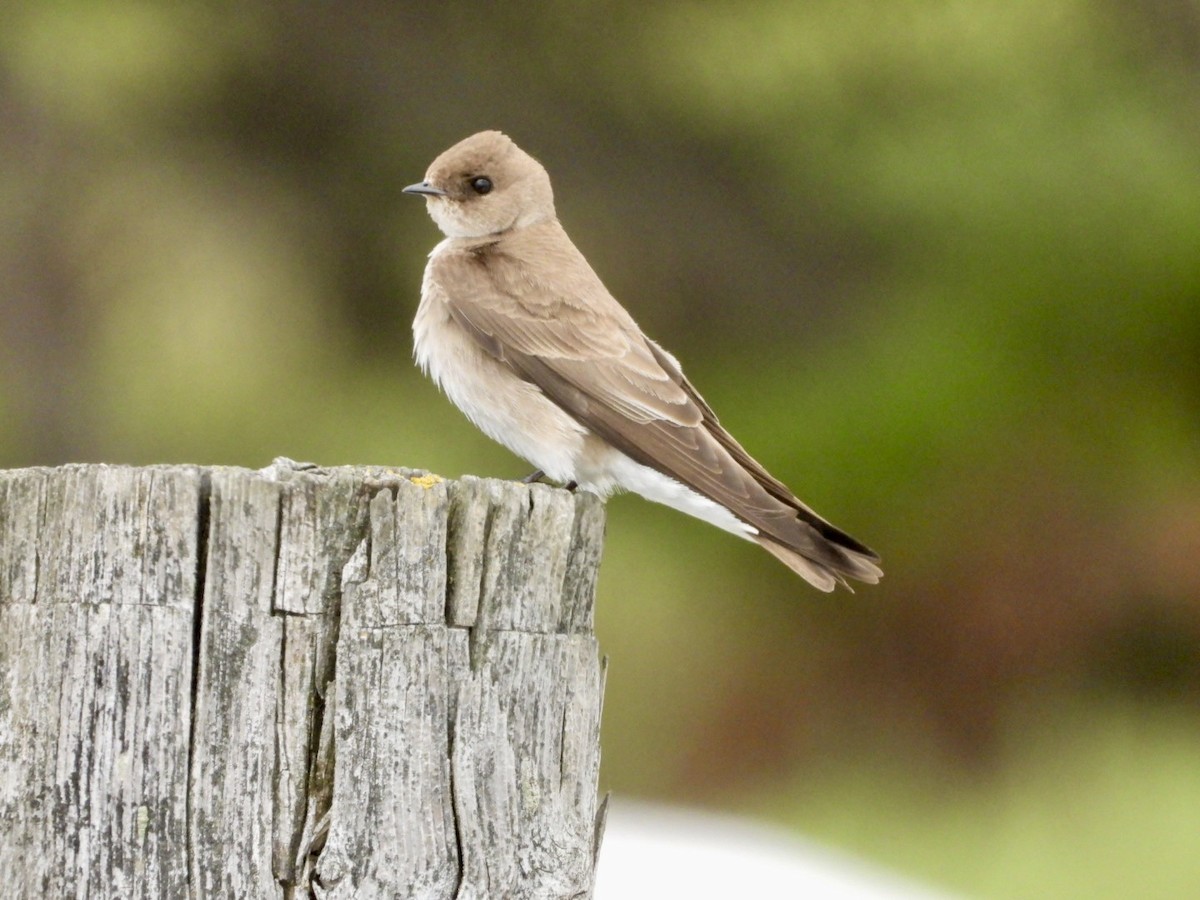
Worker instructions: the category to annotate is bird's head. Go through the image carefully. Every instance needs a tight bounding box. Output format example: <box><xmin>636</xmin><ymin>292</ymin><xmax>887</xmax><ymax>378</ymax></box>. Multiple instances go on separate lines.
<box><xmin>404</xmin><ymin>130</ymin><xmax>556</xmax><ymax>239</ymax></box>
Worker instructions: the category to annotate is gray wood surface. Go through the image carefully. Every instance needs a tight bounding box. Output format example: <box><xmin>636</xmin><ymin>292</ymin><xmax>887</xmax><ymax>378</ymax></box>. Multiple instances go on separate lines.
<box><xmin>0</xmin><ymin>462</ymin><xmax>607</xmax><ymax>899</ymax></box>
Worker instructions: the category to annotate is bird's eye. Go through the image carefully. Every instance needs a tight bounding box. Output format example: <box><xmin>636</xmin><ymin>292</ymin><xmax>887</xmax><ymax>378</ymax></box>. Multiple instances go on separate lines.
<box><xmin>470</xmin><ymin>176</ymin><xmax>493</xmax><ymax>195</ymax></box>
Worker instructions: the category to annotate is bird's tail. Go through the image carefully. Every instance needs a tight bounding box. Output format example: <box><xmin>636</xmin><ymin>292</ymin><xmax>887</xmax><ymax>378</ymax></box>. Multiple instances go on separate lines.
<box><xmin>755</xmin><ymin>533</ymin><xmax>883</xmax><ymax>592</ymax></box>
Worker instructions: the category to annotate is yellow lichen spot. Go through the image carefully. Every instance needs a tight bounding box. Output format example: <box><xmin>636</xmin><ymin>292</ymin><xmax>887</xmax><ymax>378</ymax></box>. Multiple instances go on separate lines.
<box><xmin>408</xmin><ymin>473</ymin><xmax>444</xmax><ymax>489</ymax></box>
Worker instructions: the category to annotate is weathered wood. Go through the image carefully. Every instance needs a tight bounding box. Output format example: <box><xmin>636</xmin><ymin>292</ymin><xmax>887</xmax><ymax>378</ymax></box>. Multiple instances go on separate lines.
<box><xmin>0</xmin><ymin>461</ymin><xmax>607</xmax><ymax>899</ymax></box>
<box><xmin>0</xmin><ymin>466</ymin><xmax>200</xmax><ymax>898</ymax></box>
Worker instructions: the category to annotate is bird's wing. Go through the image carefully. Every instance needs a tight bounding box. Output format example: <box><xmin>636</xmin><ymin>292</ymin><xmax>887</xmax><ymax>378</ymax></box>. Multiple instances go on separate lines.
<box><xmin>431</xmin><ymin>232</ymin><xmax>877</xmax><ymax>572</ymax></box>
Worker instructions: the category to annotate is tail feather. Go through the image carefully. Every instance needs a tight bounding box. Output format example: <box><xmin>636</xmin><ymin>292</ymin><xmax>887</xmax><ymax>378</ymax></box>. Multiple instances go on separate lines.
<box><xmin>755</xmin><ymin>534</ymin><xmax>883</xmax><ymax>593</ymax></box>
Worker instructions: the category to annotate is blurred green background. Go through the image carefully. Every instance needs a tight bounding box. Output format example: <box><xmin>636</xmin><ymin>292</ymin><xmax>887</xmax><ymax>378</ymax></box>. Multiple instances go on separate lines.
<box><xmin>3</xmin><ymin>1</ymin><xmax>1199</xmax><ymax>895</ymax></box>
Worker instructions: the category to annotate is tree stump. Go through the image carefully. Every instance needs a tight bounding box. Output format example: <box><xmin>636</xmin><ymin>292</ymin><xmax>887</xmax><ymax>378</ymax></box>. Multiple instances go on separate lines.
<box><xmin>0</xmin><ymin>461</ymin><xmax>607</xmax><ymax>899</ymax></box>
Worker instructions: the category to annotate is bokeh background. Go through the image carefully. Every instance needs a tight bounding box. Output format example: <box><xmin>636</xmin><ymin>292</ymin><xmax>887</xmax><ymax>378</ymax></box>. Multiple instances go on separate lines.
<box><xmin>3</xmin><ymin>2</ymin><xmax>1200</xmax><ymax>896</ymax></box>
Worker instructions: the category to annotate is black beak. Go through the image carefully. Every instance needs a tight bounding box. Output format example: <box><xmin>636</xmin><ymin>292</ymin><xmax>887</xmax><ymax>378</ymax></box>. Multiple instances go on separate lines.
<box><xmin>402</xmin><ymin>181</ymin><xmax>447</xmax><ymax>197</ymax></box>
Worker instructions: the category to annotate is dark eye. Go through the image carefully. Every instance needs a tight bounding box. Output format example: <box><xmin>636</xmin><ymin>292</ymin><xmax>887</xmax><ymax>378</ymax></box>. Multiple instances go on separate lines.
<box><xmin>470</xmin><ymin>176</ymin><xmax>493</xmax><ymax>195</ymax></box>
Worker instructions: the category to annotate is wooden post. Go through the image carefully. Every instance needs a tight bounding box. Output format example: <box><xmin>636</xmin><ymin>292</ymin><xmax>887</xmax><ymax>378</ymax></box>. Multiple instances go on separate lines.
<box><xmin>0</xmin><ymin>461</ymin><xmax>607</xmax><ymax>899</ymax></box>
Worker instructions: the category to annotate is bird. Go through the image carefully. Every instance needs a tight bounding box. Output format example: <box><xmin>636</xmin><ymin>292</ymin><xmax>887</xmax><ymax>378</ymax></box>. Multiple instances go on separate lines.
<box><xmin>402</xmin><ymin>131</ymin><xmax>881</xmax><ymax>591</ymax></box>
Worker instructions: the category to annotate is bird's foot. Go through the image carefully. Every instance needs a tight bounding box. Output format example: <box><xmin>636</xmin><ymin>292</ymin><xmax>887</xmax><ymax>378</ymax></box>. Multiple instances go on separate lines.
<box><xmin>519</xmin><ymin>470</ymin><xmax>578</xmax><ymax>492</ymax></box>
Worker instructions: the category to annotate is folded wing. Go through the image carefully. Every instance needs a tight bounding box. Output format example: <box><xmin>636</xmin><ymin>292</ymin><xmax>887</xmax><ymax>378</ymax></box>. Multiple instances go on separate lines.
<box><xmin>432</xmin><ymin>232</ymin><xmax>882</xmax><ymax>589</ymax></box>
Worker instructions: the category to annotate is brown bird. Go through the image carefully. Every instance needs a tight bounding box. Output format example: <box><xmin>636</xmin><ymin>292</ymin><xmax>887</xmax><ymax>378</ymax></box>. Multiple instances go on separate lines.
<box><xmin>403</xmin><ymin>131</ymin><xmax>881</xmax><ymax>590</ymax></box>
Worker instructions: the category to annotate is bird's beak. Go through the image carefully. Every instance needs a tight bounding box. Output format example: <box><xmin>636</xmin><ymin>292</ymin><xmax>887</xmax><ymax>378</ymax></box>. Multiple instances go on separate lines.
<box><xmin>403</xmin><ymin>181</ymin><xmax>447</xmax><ymax>197</ymax></box>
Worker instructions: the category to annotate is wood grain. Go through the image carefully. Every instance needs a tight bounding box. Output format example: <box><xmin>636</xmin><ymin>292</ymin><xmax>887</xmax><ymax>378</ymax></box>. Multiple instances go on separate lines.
<box><xmin>0</xmin><ymin>462</ymin><xmax>607</xmax><ymax>899</ymax></box>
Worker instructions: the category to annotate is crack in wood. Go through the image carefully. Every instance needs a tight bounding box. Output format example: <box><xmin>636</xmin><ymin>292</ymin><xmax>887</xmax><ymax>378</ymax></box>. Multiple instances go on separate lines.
<box><xmin>185</xmin><ymin>470</ymin><xmax>211</xmax><ymax>898</ymax></box>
